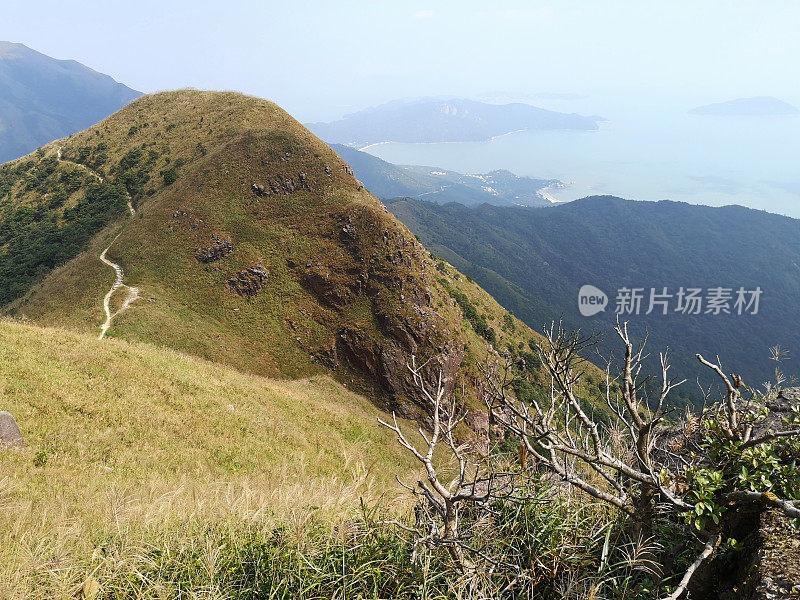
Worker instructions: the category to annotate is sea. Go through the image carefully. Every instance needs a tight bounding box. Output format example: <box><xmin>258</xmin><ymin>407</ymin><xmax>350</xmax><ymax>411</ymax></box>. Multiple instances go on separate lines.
<box><xmin>361</xmin><ymin>101</ymin><xmax>800</xmax><ymax>218</ymax></box>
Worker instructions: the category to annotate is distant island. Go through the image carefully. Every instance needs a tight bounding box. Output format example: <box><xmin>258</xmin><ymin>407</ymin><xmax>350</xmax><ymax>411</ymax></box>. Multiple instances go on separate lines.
<box><xmin>308</xmin><ymin>98</ymin><xmax>603</xmax><ymax>146</ymax></box>
<box><xmin>689</xmin><ymin>96</ymin><xmax>799</xmax><ymax>116</ymax></box>
<box><xmin>332</xmin><ymin>143</ymin><xmax>561</xmax><ymax>206</ymax></box>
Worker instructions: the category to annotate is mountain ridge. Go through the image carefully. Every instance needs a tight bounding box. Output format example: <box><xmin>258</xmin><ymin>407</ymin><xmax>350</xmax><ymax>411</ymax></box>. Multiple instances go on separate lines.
<box><xmin>0</xmin><ymin>89</ymin><xmax>589</xmax><ymax>442</ymax></box>
<box><xmin>387</xmin><ymin>194</ymin><xmax>800</xmax><ymax>401</ymax></box>
<box><xmin>0</xmin><ymin>41</ymin><xmax>141</xmax><ymax>163</ymax></box>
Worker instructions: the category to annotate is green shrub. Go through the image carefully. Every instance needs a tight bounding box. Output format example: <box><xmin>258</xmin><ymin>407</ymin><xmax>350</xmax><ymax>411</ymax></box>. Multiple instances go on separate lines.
<box><xmin>162</xmin><ymin>167</ymin><xmax>178</xmax><ymax>185</ymax></box>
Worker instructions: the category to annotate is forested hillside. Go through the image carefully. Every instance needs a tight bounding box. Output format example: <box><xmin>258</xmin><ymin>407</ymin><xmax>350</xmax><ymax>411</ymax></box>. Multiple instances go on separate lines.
<box><xmin>388</xmin><ymin>195</ymin><xmax>800</xmax><ymax>400</ymax></box>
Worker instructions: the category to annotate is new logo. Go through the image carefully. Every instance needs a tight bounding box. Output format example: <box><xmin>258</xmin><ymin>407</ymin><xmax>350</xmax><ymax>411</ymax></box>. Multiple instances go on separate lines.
<box><xmin>578</xmin><ymin>285</ymin><xmax>608</xmax><ymax>317</ymax></box>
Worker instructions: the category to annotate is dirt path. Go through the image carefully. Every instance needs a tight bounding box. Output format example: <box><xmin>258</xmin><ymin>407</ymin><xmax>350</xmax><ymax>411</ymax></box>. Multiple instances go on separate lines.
<box><xmin>51</xmin><ymin>146</ymin><xmax>141</xmax><ymax>339</ymax></box>
<box><xmin>98</xmin><ymin>236</ymin><xmax>140</xmax><ymax>340</ymax></box>
<box><xmin>55</xmin><ymin>146</ymin><xmax>104</xmax><ymax>182</ymax></box>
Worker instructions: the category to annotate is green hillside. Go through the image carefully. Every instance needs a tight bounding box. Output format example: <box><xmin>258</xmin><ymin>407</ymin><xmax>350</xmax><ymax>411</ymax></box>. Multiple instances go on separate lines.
<box><xmin>388</xmin><ymin>195</ymin><xmax>800</xmax><ymax>401</ymax></box>
<box><xmin>0</xmin><ymin>90</ymin><xmax>579</xmax><ymax>430</ymax></box>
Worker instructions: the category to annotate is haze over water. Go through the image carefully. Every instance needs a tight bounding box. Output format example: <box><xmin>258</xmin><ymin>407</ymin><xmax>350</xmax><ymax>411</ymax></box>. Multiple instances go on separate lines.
<box><xmin>364</xmin><ymin>98</ymin><xmax>800</xmax><ymax>218</ymax></box>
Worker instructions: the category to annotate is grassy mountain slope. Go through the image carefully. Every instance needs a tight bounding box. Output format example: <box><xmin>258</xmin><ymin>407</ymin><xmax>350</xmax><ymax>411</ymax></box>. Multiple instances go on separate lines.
<box><xmin>308</xmin><ymin>98</ymin><xmax>601</xmax><ymax>145</ymax></box>
<box><xmin>332</xmin><ymin>143</ymin><xmax>555</xmax><ymax>206</ymax></box>
<box><xmin>0</xmin><ymin>319</ymin><xmax>422</xmax><ymax>595</ymax></box>
<box><xmin>0</xmin><ymin>90</ymin><xmax>559</xmax><ymax>428</ymax></box>
<box><xmin>388</xmin><ymin>195</ymin><xmax>800</xmax><ymax>401</ymax></box>
<box><xmin>0</xmin><ymin>42</ymin><xmax>141</xmax><ymax>163</ymax></box>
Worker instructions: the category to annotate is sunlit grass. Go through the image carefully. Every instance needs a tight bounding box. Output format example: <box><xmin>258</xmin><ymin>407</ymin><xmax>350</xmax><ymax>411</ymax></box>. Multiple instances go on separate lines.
<box><xmin>0</xmin><ymin>319</ymin><xmax>420</xmax><ymax>598</ymax></box>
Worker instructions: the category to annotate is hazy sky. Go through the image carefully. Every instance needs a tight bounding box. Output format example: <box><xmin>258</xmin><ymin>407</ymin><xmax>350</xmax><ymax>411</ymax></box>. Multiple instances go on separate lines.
<box><xmin>3</xmin><ymin>0</ymin><xmax>800</xmax><ymax>121</ymax></box>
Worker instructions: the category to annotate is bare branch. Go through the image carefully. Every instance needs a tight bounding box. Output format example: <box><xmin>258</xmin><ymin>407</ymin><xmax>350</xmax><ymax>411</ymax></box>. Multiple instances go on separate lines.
<box><xmin>658</xmin><ymin>533</ymin><xmax>721</xmax><ymax>600</ymax></box>
<box><xmin>725</xmin><ymin>491</ymin><xmax>800</xmax><ymax>519</ymax></box>
<box><xmin>696</xmin><ymin>353</ymin><xmax>740</xmax><ymax>438</ymax></box>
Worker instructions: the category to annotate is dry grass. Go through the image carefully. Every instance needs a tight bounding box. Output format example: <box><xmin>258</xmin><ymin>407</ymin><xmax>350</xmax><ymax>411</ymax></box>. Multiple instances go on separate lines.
<box><xmin>0</xmin><ymin>320</ymin><xmax>420</xmax><ymax>598</ymax></box>
<box><xmin>5</xmin><ymin>90</ymin><xmax>553</xmax><ymax>409</ymax></box>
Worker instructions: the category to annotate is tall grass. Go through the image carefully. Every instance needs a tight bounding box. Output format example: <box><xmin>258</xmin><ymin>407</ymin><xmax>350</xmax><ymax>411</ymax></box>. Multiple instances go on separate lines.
<box><xmin>9</xmin><ymin>486</ymin><xmax>634</xmax><ymax>600</ymax></box>
<box><xmin>0</xmin><ymin>321</ymin><xmax>654</xmax><ymax>599</ymax></box>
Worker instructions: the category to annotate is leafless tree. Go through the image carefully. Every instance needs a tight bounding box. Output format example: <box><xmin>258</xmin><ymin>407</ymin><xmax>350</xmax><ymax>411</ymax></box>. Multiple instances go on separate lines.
<box><xmin>378</xmin><ymin>357</ymin><xmax>499</xmax><ymax>574</ymax></box>
<box><xmin>481</xmin><ymin>319</ymin><xmax>800</xmax><ymax>599</ymax></box>
<box><xmin>483</xmin><ymin>322</ymin><xmax>688</xmax><ymax>534</ymax></box>
<box><xmin>383</xmin><ymin>322</ymin><xmax>800</xmax><ymax>599</ymax></box>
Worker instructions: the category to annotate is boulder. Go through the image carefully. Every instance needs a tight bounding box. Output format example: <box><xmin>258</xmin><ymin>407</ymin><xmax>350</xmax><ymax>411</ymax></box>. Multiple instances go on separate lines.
<box><xmin>251</xmin><ymin>183</ymin><xmax>269</xmax><ymax>197</ymax></box>
<box><xmin>0</xmin><ymin>411</ymin><xmax>24</xmax><ymax>448</ymax></box>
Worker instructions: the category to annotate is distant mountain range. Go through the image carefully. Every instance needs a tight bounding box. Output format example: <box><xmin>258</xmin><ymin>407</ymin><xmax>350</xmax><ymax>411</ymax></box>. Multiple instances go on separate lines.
<box><xmin>388</xmin><ymin>195</ymin><xmax>800</xmax><ymax>402</ymax></box>
<box><xmin>308</xmin><ymin>98</ymin><xmax>603</xmax><ymax>145</ymax></box>
<box><xmin>0</xmin><ymin>41</ymin><xmax>141</xmax><ymax>163</ymax></box>
<box><xmin>332</xmin><ymin>143</ymin><xmax>558</xmax><ymax>206</ymax></box>
<box><xmin>689</xmin><ymin>96</ymin><xmax>799</xmax><ymax>116</ymax></box>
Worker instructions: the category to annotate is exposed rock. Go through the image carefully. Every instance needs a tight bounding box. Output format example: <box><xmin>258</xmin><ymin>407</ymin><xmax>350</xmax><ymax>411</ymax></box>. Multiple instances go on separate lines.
<box><xmin>341</xmin><ymin>222</ymin><xmax>357</xmax><ymax>242</ymax></box>
<box><xmin>227</xmin><ymin>263</ymin><xmax>269</xmax><ymax>298</ymax></box>
<box><xmin>301</xmin><ymin>265</ymin><xmax>354</xmax><ymax>308</ymax></box>
<box><xmin>195</xmin><ymin>236</ymin><xmax>234</xmax><ymax>263</ymax></box>
<box><xmin>740</xmin><ymin>509</ymin><xmax>800</xmax><ymax>599</ymax></box>
<box><xmin>289</xmin><ymin>208</ymin><xmax>468</xmax><ymax>433</ymax></box>
<box><xmin>251</xmin><ymin>183</ymin><xmax>269</xmax><ymax>196</ymax></box>
<box><xmin>465</xmin><ymin>409</ymin><xmax>490</xmax><ymax>455</ymax></box>
<box><xmin>336</xmin><ymin>326</ymin><xmax>464</xmax><ymax>423</ymax></box>
<box><xmin>344</xmin><ymin>164</ymin><xmax>354</xmax><ymax>176</ymax></box>
<box><xmin>325</xmin><ymin>165</ymin><xmax>332</xmax><ymax>176</ymax></box>
<box><xmin>277</xmin><ymin>174</ymin><xmax>296</xmax><ymax>194</ymax></box>
<box><xmin>0</xmin><ymin>411</ymin><xmax>24</xmax><ymax>448</ymax></box>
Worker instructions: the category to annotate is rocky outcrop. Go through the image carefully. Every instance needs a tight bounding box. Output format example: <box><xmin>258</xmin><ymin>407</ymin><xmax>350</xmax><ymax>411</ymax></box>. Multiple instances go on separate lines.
<box><xmin>227</xmin><ymin>263</ymin><xmax>269</xmax><ymax>298</ymax></box>
<box><xmin>0</xmin><ymin>411</ymin><xmax>24</xmax><ymax>448</ymax></box>
<box><xmin>252</xmin><ymin>172</ymin><xmax>312</xmax><ymax>197</ymax></box>
<box><xmin>251</xmin><ymin>183</ymin><xmax>268</xmax><ymax>196</ymax></box>
<box><xmin>301</xmin><ymin>265</ymin><xmax>354</xmax><ymax>308</ymax></box>
<box><xmin>739</xmin><ymin>509</ymin><xmax>800</xmax><ymax>599</ymax></box>
<box><xmin>291</xmin><ymin>207</ymin><xmax>471</xmax><ymax>428</ymax></box>
<box><xmin>195</xmin><ymin>235</ymin><xmax>233</xmax><ymax>263</ymax></box>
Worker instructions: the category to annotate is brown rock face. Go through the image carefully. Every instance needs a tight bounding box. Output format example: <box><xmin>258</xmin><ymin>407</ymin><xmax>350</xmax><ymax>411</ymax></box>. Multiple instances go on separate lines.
<box><xmin>335</xmin><ymin>326</ymin><xmax>464</xmax><ymax>421</ymax></box>
<box><xmin>290</xmin><ymin>206</ymin><xmax>467</xmax><ymax>422</ymax></box>
<box><xmin>741</xmin><ymin>509</ymin><xmax>800</xmax><ymax>599</ymax></box>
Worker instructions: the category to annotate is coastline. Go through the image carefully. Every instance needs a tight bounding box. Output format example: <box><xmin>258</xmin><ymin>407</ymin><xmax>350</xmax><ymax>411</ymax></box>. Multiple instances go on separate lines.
<box><xmin>488</xmin><ymin>128</ymin><xmax>527</xmax><ymax>142</ymax></box>
<box><xmin>536</xmin><ymin>182</ymin><xmax>573</xmax><ymax>204</ymax></box>
<box><xmin>358</xmin><ymin>141</ymin><xmax>391</xmax><ymax>151</ymax></box>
